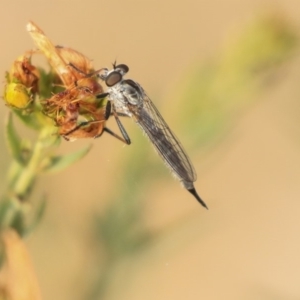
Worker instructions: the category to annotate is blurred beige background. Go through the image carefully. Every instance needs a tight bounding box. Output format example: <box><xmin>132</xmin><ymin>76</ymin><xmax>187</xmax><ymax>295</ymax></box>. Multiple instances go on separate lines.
<box><xmin>1</xmin><ymin>1</ymin><xmax>300</xmax><ymax>300</ymax></box>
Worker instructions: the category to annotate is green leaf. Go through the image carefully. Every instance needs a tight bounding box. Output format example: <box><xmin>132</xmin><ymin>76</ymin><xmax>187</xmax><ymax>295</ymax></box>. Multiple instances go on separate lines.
<box><xmin>42</xmin><ymin>145</ymin><xmax>92</xmax><ymax>173</ymax></box>
<box><xmin>0</xmin><ymin>197</ymin><xmax>13</xmax><ymax>229</ymax></box>
<box><xmin>38</xmin><ymin>68</ymin><xmax>64</xmax><ymax>100</ymax></box>
<box><xmin>5</xmin><ymin>113</ymin><xmax>24</xmax><ymax>165</ymax></box>
<box><xmin>39</xmin><ymin>126</ymin><xmax>61</xmax><ymax>148</ymax></box>
<box><xmin>23</xmin><ymin>194</ymin><xmax>47</xmax><ymax>236</ymax></box>
<box><xmin>10</xmin><ymin>209</ymin><xmax>26</xmax><ymax>237</ymax></box>
<box><xmin>13</xmin><ymin>109</ymin><xmax>43</xmax><ymax>130</ymax></box>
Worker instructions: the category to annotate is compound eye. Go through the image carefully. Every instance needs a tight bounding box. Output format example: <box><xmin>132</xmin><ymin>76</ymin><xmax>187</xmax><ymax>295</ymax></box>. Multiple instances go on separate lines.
<box><xmin>115</xmin><ymin>64</ymin><xmax>129</xmax><ymax>75</ymax></box>
<box><xmin>106</xmin><ymin>71</ymin><xmax>122</xmax><ymax>87</ymax></box>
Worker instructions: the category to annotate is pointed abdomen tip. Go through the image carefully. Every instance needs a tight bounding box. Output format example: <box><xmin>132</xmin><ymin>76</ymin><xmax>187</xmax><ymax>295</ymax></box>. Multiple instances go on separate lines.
<box><xmin>187</xmin><ymin>187</ymin><xmax>208</xmax><ymax>209</ymax></box>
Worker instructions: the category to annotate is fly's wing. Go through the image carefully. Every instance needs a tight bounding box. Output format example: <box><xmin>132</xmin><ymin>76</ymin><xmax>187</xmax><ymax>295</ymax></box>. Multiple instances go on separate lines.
<box><xmin>129</xmin><ymin>89</ymin><xmax>197</xmax><ymax>183</ymax></box>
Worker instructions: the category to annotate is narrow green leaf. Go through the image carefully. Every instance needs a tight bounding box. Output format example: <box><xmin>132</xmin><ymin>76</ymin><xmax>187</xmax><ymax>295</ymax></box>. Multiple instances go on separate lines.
<box><xmin>0</xmin><ymin>198</ymin><xmax>13</xmax><ymax>229</ymax></box>
<box><xmin>42</xmin><ymin>145</ymin><xmax>92</xmax><ymax>173</ymax></box>
<box><xmin>6</xmin><ymin>161</ymin><xmax>24</xmax><ymax>191</ymax></box>
<box><xmin>5</xmin><ymin>113</ymin><xmax>24</xmax><ymax>165</ymax></box>
<box><xmin>10</xmin><ymin>209</ymin><xmax>26</xmax><ymax>237</ymax></box>
<box><xmin>24</xmin><ymin>194</ymin><xmax>47</xmax><ymax>236</ymax></box>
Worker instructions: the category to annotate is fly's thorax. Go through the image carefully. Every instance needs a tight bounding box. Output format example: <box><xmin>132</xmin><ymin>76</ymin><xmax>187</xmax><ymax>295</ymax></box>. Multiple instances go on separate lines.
<box><xmin>107</xmin><ymin>84</ymin><xmax>131</xmax><ymax>117</ymax></box>
<box><xmin>121</xmin><ymin>79</ymin><xmax>144</xmax><ymax>106</ymax></box>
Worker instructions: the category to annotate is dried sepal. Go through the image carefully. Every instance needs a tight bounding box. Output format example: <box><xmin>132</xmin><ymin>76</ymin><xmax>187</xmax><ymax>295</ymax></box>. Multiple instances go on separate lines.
<box><xmin>27</xmin><ymin>21</ymin><xmax>107</xmax><ymax>141</ymax></box>
<box><xmin>8</xmin><ymin>53</ymin><xmax>39</xmax><ymax>93</ymax></box>
<box><xmin>27</xmin><ymin>21</ymin><xmax>93</xmax><ymax>87</ymax></box>
<box><xmin>56</xmin><ymin>46</ymin><xmax>94</xmax><ymax>76</ymax></box>
<box><xmin>3</xmin><ymin>52</ymin><xmax>39</xmax><ymax>109</ymax></box>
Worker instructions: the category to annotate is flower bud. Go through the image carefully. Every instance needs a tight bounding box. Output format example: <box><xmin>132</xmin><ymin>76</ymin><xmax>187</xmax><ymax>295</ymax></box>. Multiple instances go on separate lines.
<box><xmin>3</xmin><ymin>82</ymin><xmax>32</xmax><ymax>108</ymax></box>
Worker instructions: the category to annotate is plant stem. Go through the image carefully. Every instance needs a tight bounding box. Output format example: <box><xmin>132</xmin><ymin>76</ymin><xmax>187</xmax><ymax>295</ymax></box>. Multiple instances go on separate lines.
<box><xmin>13</xmin><ymin>134</ymin><xmax>44</xmax><ymax>200</ymax></box>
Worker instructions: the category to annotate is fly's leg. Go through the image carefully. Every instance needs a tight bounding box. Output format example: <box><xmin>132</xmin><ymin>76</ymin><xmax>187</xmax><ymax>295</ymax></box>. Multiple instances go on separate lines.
<box><xmin>96</xmin><ymin>95</ymin><xmax>132</xmax><ymax>145</ymax></box>
<box><xmin>94</xmin><ymin>127</ymin><xmax>130</xmax><ymax>144</ymax></box>
<box><xmin>62</xmin><ymin>119</ymin><xmax>129</xmax><ymax>144</ymax></box>
<box><xmin>112</xmin><ymin>112</ymin><xmax>129</xmax><ymax>118</ymax></box>
<box><xmin>104</xmin><ymin>100</ymin><xmax>112</xmax><ymax>120</ymax></box>
<box><xmin>111</xmin><ymin>103</ymin><xmax>131</xmax><ymax>145</ymax></box>
<box><xmin>62</xmin><ymin>120</ymin><xmax>102</xmax><ymax>137</ymax></box>
<box><xmin>62</xmin><ymin>102</ymin><xmax>131</xmax><ymax>144</ymax></box>
<box><xmin>69</xmin><ymin>63</ymin><xmax>86</xmax><ymax>76</ymax></box>
<box><xmin>94</xmin><ymin>101</ymin><xmax>131</xmax><ymax>144</ymax></box>
<box><xmin>69</xmin><ymin>63</ymin><xmax>106</xmax><ymax>79</ymax></box>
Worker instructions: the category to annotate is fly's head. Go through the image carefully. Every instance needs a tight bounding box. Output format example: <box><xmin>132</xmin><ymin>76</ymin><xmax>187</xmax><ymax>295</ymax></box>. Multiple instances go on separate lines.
<box><xmin>99</xmin><ymin>63</ymin><xmax>129</xmax><ymax>88</ymax></box>
<box><xmin>98</xmin><ymin>63</ymin><xmax>142</xmax><ymax>106</ymax></box>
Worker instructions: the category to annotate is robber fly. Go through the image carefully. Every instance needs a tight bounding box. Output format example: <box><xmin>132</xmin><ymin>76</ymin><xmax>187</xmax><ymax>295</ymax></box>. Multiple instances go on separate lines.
<box><xmin>96</xmin><ymin>64</ymin><xmax>207</xmax><ymax>208</ymax></box>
